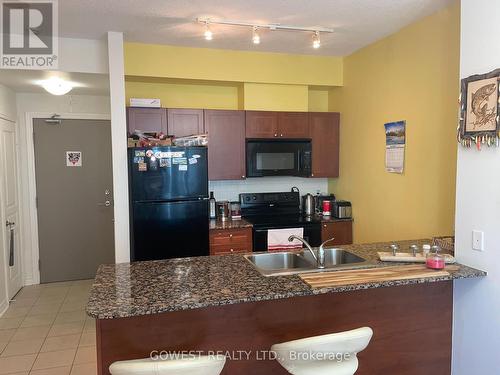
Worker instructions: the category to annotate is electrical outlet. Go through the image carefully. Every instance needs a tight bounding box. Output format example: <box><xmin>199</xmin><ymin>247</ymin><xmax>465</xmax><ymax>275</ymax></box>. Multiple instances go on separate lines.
<box><xmin>472</xmin><ymin>230</ymin><xmax>484</xmax><ymax>251</ymax></box>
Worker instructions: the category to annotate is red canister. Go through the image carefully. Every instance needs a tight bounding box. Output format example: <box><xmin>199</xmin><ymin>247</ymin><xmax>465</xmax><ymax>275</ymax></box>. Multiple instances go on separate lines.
<box><xmin>322</xmin><ymin>200</ymin><xmax>331</xmax><ymax>216</ymax></box>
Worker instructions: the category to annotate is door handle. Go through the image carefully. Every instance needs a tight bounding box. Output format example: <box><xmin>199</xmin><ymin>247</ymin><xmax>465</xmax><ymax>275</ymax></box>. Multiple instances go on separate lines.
<box><xmin>98</xmin><ymin>200</ymin><xmax>112</xmax><ymax>207</ymax></box>
<box><xmin>5</xmin><ymin>220</ymin><xmax>15</xmax><ymax>228</ymax></box>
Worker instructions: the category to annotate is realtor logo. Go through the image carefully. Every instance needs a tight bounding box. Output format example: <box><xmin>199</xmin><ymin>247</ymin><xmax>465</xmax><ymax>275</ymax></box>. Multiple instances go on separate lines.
<box><xmin>0</xmin><ymin>0</ymin><xmax>58</xmax><ymax>69</ymax></box>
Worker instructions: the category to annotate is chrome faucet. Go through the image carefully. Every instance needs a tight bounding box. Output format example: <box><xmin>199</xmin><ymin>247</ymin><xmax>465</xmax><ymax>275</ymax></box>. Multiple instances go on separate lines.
<box><xmin>410</xmin><ymin>245</ymin><xmax>419</xmax><ymax>257</ymax></box>
<box><xmin>288</xmin><ymin>235</ymin><xmax>335</xmax><ymax>269</ymax></box>
<box><xmin>390</xmin><ymin>244</ymin><xmax>399</xmax><ymax>256</ymax></box>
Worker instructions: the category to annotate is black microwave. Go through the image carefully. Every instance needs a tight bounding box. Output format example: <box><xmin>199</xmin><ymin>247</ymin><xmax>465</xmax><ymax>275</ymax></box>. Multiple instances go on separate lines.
<box><xmin>246</xmin><ymin>139</ymin><xmax>312</xmax><ymax>177</ymax></box>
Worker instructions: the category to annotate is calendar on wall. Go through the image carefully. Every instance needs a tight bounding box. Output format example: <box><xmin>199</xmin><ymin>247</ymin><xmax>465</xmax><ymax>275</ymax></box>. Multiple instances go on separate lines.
<box><xmin>384</xmin><ymin>121</ymin><xmax>406</xmax><ymax>174</ymax></box>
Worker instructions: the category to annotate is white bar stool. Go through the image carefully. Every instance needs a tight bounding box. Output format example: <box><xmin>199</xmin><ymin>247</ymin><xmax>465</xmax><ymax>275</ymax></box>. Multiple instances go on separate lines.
<box><xmin>271</xmin><ymin>327</ymin><xmax>373</xmax><ymax>375</ymax></box>
<box><xmin>109</xmin><ymin>354</ymin><xmax>226</xmax><ymax>375</ymax></box>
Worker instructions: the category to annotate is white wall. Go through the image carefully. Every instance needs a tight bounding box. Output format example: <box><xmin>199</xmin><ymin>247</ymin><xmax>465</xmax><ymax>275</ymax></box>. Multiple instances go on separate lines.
<box><xmin>16</xmin><ymin>93</ymin><xmax>111</xmax><ymax>285</ymax></box>
<box><xmin>209</xmin><ymin>177</ymin><xmax>328</xmax><ymax>202</ymax></box>
<box><xmin>107</xmin><ymin>32</ymin><xmax>129</xmax><ymax>264</ymax></box>
<box><xmin>0</xmin><ymin>83</ymin><xmax>17</xmax><ymax>121</ymax></box>
<box><xmin>58</xmin><ymin>37</ymin><xmax>108</xmax><ymax>74</ymax></box>
<box><xmin>0</xmin><ymin>84</ymin><xmax>17</xmax><ymax>315</ymax></box>
<box><xmin>453</xmin><ymin>1</ymin><xmax>500</xmax><ymax>374</ymax></box>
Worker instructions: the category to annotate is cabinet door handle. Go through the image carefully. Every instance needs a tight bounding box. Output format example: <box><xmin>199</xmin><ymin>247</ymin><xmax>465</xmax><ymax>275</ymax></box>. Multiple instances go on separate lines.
<box><xmin>280</xmin><ymin>133</ymin><xmax>283</xmax><ymax>137</ymax></box>
<box><xmin>230</xmin><ymin>248</ymin><xmax>234</xmax><ymax>252</ymax></box>
<box><xmin>311</xmin><ymin>173</ymin><xmax>314</xmax><ymax>177</ymax></box>
<box><xmin>229</xmin><ymin>234</ymin><xmax>233</xmax><ymax>238</ymax></box>
<box><xmin>241</xmin><ymin>175</ymin><xmax>245</xmax><ymax>179</ymax></box>
<box><xmin>323</xmin><ymin>224</ymin><xmax>327</xmax><ymax>228</ymax></box>
<box><xmin>274</xmin><ymin>133</ymin><xmax>278</xmax><ymax>137</ymax></box>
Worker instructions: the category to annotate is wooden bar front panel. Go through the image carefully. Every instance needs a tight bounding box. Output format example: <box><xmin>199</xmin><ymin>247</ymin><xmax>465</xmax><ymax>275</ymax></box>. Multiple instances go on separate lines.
<box><xmin>96</xmin><ymin>281</ymin><xmax>452</xmax><ymax>375</ymax></box>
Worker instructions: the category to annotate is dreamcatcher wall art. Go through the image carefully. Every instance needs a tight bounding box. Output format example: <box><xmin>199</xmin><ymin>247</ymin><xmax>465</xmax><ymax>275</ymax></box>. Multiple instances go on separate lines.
<box><xmin>458</xmin><ymin>68</ymin><xmax>500</xmax><ymax>150</ymax></box>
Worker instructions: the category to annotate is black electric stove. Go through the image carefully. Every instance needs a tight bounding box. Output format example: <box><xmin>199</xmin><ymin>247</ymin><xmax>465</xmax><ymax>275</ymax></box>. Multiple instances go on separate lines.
<box><xmin>240</xmin><ymin>192</ymin><xmax>321</xmax><ymax>251</ymax></box>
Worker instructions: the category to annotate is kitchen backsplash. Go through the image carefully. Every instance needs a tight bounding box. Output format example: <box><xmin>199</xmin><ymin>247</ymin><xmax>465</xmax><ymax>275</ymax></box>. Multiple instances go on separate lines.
<box><xmin>209</xmin><ymin>177</ymin><xmax>329</xmax><ymax>202</ymax></box>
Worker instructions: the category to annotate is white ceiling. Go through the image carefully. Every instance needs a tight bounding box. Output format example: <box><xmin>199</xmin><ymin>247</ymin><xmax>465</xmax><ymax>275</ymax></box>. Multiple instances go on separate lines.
<box><xmin>0</xmin><ymin>70</ymin><xmax>110</xmax><ymax>95</ymax></box>
<box><xmin>59</xmin><ymin>0</ymin><xmax>455</xmax><ymax>56</ymax></box>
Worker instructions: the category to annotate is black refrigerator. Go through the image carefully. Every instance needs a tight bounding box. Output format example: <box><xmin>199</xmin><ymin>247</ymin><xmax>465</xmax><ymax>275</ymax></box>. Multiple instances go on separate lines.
<box><xmin>128</xmin><ymin>146</ymin><xmax>209</xmax><ymax>261</ymax></box>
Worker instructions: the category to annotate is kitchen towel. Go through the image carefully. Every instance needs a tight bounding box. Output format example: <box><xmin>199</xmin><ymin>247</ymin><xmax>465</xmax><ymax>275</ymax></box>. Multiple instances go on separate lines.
<box><xmin>268</xmin><ymin>228</ymin><xmax>304</xmax><ymax>251</ymax></box>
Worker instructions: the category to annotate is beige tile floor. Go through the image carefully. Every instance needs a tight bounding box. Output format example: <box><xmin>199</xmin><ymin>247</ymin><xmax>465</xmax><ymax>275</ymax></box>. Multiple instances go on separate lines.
<box><xmin>0</xmin><ymin>280</ymin><xmax>96</xmax><ymax>375</ymax></box>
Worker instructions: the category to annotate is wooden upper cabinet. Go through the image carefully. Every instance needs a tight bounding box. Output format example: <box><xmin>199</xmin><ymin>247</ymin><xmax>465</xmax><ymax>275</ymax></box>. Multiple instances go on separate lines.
<box><xmin>245</xmin><ymin>111</ymin><xmax>278</xmax><ymax>138</ymax></box>
<box><xmin>127</xmin><ymin>107</ymin><xmax>167</xmax><ymax>134</ymax></box>
<box><xmin>278</xmin><ymin>112</ymin><xmax>309</xmax><ymax>138</ymax></box>
<box><xmin>309</xmin><ymin>112</ymin><xmax>340</xmax><ymax>178</ymax></box>
<box><xmin>167</xmin><ymin>109</ymin><xmax>204</xmax><ymax>138</ymax></box>
<box><xmin>205</xmin><ymin>110</ymin><xmax>246</xmax><ymax>180</ymax></box>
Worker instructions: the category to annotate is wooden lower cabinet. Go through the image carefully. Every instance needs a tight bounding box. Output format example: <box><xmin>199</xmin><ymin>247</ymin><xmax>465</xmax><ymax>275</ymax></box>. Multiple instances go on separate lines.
<box><xmin>321</xmin><ymin>220</ymin><xmax>353</xmax><ymax>245</ymax></box>
<box><xmin>209</xmin><ymin>228</ymin><xmax>253</xmax><ymax>255</ymax></box>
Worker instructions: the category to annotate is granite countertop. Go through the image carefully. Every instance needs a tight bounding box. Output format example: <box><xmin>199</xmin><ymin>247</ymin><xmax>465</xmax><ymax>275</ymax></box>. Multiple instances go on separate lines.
<box><xmin>209</xmin><ymin>218</ymin><xmax>253</xmax><ymax>230</ymax></box>
<box><xmin>86</xmin><ymin>239</ymin><xmax>486</xmax><ymax>319</ymax></box>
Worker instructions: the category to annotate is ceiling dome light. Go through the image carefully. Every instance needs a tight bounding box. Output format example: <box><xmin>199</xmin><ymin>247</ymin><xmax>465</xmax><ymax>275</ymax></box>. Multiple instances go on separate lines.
<box><xmin>252</xmin><ymin>26</ymin><xmax>260</xmax><ymax>44</ymax></box>
<box><xmin>312</xmin><ymin>31</ymin><xmax>321</xmax><ymax>49</ymax></box>
<box><xmin>204</xmin><ymin>21</ymin><xmax>213</xmax><ymax>40</ymax></box>
<box><xmin>40</xmin><ymin>77</ymin><xmax>73</xmax><ymax>95</ymax></box>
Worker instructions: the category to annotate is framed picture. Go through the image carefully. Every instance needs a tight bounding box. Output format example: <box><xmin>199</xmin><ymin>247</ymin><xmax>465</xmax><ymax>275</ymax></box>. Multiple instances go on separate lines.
<box><xmin>458</xmin><ymin>68</ymin><xmax>500</xmax><ymax>148</ymax></box>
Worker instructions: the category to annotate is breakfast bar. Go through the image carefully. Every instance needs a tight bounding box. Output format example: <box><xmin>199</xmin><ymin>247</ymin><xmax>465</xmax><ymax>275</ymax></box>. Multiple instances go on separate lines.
<box><xmin>86</xmin><ymin>240</ymin><xmax>485</xmax><ymax>375</ymax></box>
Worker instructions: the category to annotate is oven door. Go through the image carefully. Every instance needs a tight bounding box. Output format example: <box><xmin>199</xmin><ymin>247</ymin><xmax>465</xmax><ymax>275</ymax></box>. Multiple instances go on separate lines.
<box><xmin>246</xmin><ymin>140</ymin><xmax>311</xmax><ymax>177</ymax></box>
<box><xmin>253</xmin><ymin>223</ymin><xmax>321</xmax><ymax>252</ymax></box>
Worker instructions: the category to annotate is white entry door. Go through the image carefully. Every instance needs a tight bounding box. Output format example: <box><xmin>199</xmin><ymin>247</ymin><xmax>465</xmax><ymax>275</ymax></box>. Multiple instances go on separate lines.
<box><xmin>0</xmin><ymin>118</ymin><xmax>22</xmax><ymax>299</ymax></box>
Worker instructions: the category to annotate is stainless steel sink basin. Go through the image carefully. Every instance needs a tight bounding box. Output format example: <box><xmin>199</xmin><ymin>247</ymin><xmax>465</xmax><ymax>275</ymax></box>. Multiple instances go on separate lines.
<box><xmin>244</xmin><ymin>248</ymin><xmax>369</xmax><ymax>276</ymax></box>
<box><xmin>302</xmin><ymin>248</ymin><xmax>366</xmax><ymax>267</ymax></box>
<box><xmin>244</xmin><ymin>252</ymin><xmax>312</xmax><ymax>274</ymax></box>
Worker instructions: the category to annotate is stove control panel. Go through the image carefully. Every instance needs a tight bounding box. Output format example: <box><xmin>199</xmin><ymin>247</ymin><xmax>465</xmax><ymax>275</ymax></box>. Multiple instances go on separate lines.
<box><xmin>239</xmin><ymin>192</ymin><xmax>300</xmax><ymax>208</ymax></box>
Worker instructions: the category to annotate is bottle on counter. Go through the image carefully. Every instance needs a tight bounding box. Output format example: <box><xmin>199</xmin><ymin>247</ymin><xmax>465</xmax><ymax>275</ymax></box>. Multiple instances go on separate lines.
<box><xmin>209</xmin><ymin>191</ymin><xmax>216</xmax><ymax>219</ymax></box>
<box><xmin>426</xmin><ymin>245</ymin><xmax>445</xmax><ymax>270</ymax></box>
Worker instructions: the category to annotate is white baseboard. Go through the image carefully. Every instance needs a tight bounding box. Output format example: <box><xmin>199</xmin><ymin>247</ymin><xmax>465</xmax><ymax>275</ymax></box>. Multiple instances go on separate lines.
<box><xmin>23</xmin><ymin>277</ymin><xmax>36</xmax><ymax>286</ymax></box>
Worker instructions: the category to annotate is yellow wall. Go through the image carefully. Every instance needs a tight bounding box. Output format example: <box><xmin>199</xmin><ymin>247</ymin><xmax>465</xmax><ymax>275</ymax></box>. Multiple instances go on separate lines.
<box><xmin>329</xmin><ymin>2</ymin><xmax>460</xmax><ymax>243</ymax></box>
<box><xmin>124</xmin><ymin>43</ymin><xmax>342</xmax><ymax>112</ymax></box>
<box><xmin>125</xmin><ymin>78</ymin><xmax>241</xmax><ymax>110</ymax></box>
<box><xmin>308</xmin><ymin>88</ymin><xmax>330</xmax><ymax>112</ymax></box>
<box><xmin>124</xmin><ymin>43</ymin><xmax>343</xmax><ymax>86</ymax></box>
<box><xmin>243</xmin><ymin>83</ymin><xmax>309</xmax><ymax>111</ymax></box>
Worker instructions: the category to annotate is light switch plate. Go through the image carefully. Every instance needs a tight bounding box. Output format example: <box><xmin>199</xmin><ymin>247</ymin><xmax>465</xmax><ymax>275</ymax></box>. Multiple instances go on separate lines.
<box><xmin>472</xmin><ymin>230</ymin><xmax>484</xmax><ymax>251</ymax></box>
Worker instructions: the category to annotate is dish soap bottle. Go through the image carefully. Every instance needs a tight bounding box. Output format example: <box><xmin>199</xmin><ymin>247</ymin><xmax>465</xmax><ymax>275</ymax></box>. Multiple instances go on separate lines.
<box><xmin>209</xmin><ymin>191</ymin><xmax>216</xmax><ymax>219</ymax></box>
<box><xmin>426</xmin><ymin>245</ymin><xmax>445</xmax><ymax>270</ymax></box>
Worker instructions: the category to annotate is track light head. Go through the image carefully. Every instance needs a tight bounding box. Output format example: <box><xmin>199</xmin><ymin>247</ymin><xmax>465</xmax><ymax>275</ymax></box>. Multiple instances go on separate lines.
<box><xmin>252</xmin><ymin>26</ymin><xmax>260</xmax><ymax>45</ymax></box>
<box><xmin>312</xmin><ymin>31</ymin><xmax>321</xmax><ymax>49</ymax></box>
<box><xmin>204</xmin><ymin>21</ymin><xmax>213</xmax><ymax>40</ymax></box>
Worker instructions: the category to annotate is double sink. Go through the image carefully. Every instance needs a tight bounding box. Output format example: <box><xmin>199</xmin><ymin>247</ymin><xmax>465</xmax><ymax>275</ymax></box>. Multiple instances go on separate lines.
<box><xmin>244</xmin><ymin>248</ymin><xmax>369</xmax><ymax>277</ymax></box>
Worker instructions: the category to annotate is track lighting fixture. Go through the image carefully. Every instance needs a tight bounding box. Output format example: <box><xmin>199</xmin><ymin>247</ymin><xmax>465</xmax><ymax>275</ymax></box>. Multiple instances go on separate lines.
<box><xmin>196</xmin><ymin>18</ymin><xmax>333</xmax><ymax>49</ymax></box>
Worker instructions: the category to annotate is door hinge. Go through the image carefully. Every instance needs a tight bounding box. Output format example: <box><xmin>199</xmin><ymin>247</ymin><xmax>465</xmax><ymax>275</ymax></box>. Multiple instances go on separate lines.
<box><xmin>38</xmin><ymin>259</ymin><xmax>41</xmax><ymax>270</ymax></box>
